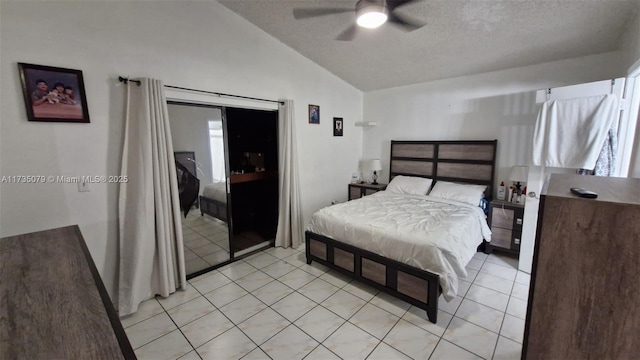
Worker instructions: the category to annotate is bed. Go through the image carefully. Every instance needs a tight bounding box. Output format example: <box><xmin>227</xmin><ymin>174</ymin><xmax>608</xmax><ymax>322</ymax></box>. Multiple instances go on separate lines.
<box><xmin>305</xmin><ymin>140</ymin><xmax>497</xmax><ymax>323</ymax></box>
<box><xmin>199</xmin><ymin>182</ymin><xmax>228</xmax><ymax>222</ymax></box>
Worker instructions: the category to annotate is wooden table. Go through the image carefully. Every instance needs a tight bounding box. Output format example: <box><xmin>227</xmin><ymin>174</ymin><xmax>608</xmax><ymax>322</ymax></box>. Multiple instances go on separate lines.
<box><xmin>0</xmin><ymin>226</ymin><xmax>135</xmax><ymax>359</ymax></box>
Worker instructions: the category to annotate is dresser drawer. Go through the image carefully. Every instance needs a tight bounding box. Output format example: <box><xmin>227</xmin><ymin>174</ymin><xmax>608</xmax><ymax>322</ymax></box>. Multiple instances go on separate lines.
<box><xmin>491</xmin><ymin>227</ymin><xmax>513</xmax><ymax>249</ymax></box>
<box><xmin>350</xmin><ymin>187</ymin><xmax>362</xmax><ymax>200</ymax></box>
<box><xmin>491</xmin><ymin>227</ymin><xmax>522</xmax><ymax>251</ymax></box>
<box><xmin>364</xmin><ymin>188</ymin><xmax>378</xmax><ymax>196</ymax></box>
<box><xmin>348</xmin><ymin>183</ymin><xmax>387</xmax><ymax>200</ymax></box>
<box><xmin>512</xmin><ymin>232</ymin><xmax>521</xmax><ymax>251</ymax></box>
<box><xmin>490</xmin><ymin>205</ymin><xmax>524</xmax><ymax>232</ymax></box>
<box><xmin>491</xmin><ymin>207</ymin><xmax>514</xmax><ymax>229</ymax></box>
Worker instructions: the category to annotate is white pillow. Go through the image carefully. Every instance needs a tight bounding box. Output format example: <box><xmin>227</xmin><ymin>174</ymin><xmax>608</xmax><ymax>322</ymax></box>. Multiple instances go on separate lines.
<box><xmin>386</xmin><ymin>176</ymin><xmax>433</xmax><ymax>195</ymax></box>
<box><xmin>429</xmin><ymin>181</ymin><xmax>486</xmax><ymax>206</ymax></box>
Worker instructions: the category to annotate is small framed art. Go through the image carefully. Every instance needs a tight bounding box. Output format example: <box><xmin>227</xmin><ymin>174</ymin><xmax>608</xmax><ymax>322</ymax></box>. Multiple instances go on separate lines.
<box><xmin>308</xmin><ymin>104</ymin><xmax>320</xmax><ymax>124</ymax></box>
<box><xmin>18</xmin><ymin>62</ymin><xmax>90</xmax><ymax>123</ymax></box>
<box><xmin>333</xmin><ymin>117</ymin><xmax>343</xmax><ymax>136</ymax></box>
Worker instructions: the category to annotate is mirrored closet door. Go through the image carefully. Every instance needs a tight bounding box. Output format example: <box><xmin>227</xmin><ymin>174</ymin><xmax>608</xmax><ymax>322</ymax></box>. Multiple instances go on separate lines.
<box><xmin>168</xmin><ymin>102</ymin><xmax>231</xmax><ymax>276</ymax></box>
<box><xmin>168</xmin><ymin>102</ymin><xmax>279</xmax><ymax>278</ymax></box>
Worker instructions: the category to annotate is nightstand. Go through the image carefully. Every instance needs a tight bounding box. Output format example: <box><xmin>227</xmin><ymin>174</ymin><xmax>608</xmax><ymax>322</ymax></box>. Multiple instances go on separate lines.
<box><xmin>348</xmin><ymin>183</ymin><xmax>387</xmax><ymax>200</ymax></box>
<box><xmin>487</xmin><ymin>200</ymin><xmax>524</xmax><ymax>255</ymax></box>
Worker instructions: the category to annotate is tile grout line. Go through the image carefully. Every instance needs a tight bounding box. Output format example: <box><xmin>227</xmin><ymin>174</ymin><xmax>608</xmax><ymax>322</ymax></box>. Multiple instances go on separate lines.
<box><xmin>301</xmin><ymin>343</ymin><xmax>343</xmax><ymax>360</ymax></box>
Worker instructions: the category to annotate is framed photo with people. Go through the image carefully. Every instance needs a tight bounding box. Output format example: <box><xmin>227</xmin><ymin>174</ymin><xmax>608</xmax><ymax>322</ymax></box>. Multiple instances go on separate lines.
<box><xmin>18</xmin><ymin>63</ymin><xmax>90</xmax><ymax>123</ymax></box>
<box><xmin>308</xmin><ymin>104</ymin><xmax>320</xmax><ymax>124</ymax></box>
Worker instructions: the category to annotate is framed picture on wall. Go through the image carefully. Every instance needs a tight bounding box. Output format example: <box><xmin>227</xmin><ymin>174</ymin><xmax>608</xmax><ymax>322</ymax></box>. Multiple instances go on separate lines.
<box><xmin>308</xmin><ymin>104</ymin><xmax>320</xmax><ymax>124</ymax></box>
<box><xmin>333</xmin><ymin>117</ymin><xmax>343</xmax><ymax>136</ymax></box>
<box><xmin>18</xmin><ymin>63</ymin><xmax>90</xmax><ymax>123</ymax></box>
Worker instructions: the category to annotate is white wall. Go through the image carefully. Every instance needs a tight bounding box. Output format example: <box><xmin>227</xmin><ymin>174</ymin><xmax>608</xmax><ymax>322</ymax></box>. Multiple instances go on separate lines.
<box><xmin>167</xmin><ymin>104</ymin><xmax>221</xmax><ymax>189</ymax></box>
<box><xmin>0</xmin><ymin>1</ymin><xmax>363</xmax><ymax>300</ymax></box>
<box><xmin>362</xmin><ymin>51</ymin><xmax>626</xmax><ymax>193</ymax></box>
<box><xmin>621</xmin><ymin>8</ymin><xmax>640</xmax><ymax>73</ymax></box>
<box><xmin>620</xmin><ymin>10</ymin><xmax>640</xmax><ymax>178</ymax></box>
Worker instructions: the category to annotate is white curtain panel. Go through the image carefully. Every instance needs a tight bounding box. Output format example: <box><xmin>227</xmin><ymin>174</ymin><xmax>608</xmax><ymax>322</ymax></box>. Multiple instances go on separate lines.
<box><xmin>275</xmin><ymin>100</ymin><xmax>304</xmax><ymax>248</ymax></box>
<box><xmin>118</xmin><ymin>78</ymin><xmax>186</xmax><ymax>316</ymax></box>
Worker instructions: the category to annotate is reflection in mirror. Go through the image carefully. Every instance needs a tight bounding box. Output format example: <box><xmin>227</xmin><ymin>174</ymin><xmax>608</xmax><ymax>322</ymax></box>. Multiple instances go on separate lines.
<box><xmin>167</xmin><ymin>102</ymin><xmax>230</xmax><ymax>276</ymax></box>
<box><xmin>226</xmin><ymin>107</ymin><xmax>279</xmax><ymax>256</ymax></box>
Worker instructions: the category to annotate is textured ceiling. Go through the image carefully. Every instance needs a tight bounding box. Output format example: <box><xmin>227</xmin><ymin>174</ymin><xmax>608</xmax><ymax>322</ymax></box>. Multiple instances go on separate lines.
<box><xmin>220</xmin><ymin>0</ymin><xmax>640</xmax><ymax>91</ymax></box>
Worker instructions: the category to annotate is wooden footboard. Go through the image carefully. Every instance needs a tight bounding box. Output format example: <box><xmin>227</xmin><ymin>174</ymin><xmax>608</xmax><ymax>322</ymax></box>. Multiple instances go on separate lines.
<box><xmin>199</xmin><ymin>195</ymin><xmax>228</xmax><ymax>222</ymax></box>
<box><xmin>305</xmin><ymin>231</ymin><xmax>440</xmax><ymax>323</ymax></box>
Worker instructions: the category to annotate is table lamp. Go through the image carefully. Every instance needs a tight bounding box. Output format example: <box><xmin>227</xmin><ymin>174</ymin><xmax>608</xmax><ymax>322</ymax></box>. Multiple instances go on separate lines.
<box><xmin>370</xmin><ymin>159</ymin><xmax>382</xmax><ymax>185</ymax></box>
<box><xmin>509</xmin><ymin>166</ymin><xmax>528</xmax><ymax>195</ymax></box>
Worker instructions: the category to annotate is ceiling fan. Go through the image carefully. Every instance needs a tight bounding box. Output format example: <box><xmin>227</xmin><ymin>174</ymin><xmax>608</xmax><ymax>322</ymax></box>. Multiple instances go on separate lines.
<box><xmin>293</xmin><ymin>0</ymin><xmax>426</xmax><ymax>41</ymax></box>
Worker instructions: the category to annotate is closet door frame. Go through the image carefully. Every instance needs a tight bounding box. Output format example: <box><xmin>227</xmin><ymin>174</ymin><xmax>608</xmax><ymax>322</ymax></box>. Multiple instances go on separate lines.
<box><xmin>220</xmin><ymin>106</ymin><xmax>237</xmax><ymax>259</ymax></box>
<box><xmin>168</xmin><ymin>100</ymin><xmax>278</xmax><ymax>279</ymax></box>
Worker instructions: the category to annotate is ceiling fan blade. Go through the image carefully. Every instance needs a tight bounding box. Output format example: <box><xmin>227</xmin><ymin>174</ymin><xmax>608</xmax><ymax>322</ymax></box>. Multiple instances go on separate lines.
<box><xmin>335</xmin><ymin>24</ymin><xmax>359</xmax><ymax>41</ymax></box>
<box><xmin>293</xmin><ymin>8</ymin><xmax>353</xmax><ymax>20</ymax></box>
<box><xmin>387</xmin><ymin>11</ymin><xmax>426</xmax><ymax>32</ymax></box>
<box><xmin>387</xmin><ymin>0</ymin><xmax>422</xmax><ymax>11</ymax></box>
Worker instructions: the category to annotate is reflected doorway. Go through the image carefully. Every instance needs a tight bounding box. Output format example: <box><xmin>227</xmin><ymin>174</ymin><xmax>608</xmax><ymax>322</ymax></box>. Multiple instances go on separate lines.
<box><xmin>168</xmin><ymin>102</ymin><xmax>231</xmax><ymax>276</ymax></box>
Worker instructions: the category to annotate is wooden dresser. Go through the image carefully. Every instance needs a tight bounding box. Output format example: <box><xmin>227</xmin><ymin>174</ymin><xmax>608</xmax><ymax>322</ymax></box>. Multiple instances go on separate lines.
<box><xmin>0</xmin><ymin>226</ymin><xmax>135</xmax><ymax>359</ymax></box>
<box><xmin>523</xmin><ymin>174</ymin><xmax>640</xmax><ymax>359</ymax></box>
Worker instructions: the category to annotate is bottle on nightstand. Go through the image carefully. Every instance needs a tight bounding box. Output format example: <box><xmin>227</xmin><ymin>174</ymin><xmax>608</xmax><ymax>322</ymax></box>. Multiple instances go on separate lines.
<box><xmin>497</xmin><ymin>181</ymin><xmax>506</xmax><ymax>200</ymax></box>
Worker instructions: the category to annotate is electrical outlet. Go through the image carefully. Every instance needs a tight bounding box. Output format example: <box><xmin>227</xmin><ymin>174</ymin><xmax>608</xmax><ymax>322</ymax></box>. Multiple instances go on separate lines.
<box><xmin>78</xmin><ymin>181</ymin><xmax>90</xmax><ymax>192</ymax></box>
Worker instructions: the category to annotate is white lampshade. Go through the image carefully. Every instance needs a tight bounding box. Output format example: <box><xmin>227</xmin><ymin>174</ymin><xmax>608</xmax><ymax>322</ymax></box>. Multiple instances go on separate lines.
<box><xmin>356</xmin><ymin>1</ymin><xmax>388</xmax><ymax>29</ymax></box>
<box><xmin>370</xmin><ymin>159</ymin><xmax>383</xmax><ymax>171</ymax></box>
<box><xmin>509</xmin><ymin>166</ymin><xmax>529</xmax><ymax>183</ymax></box>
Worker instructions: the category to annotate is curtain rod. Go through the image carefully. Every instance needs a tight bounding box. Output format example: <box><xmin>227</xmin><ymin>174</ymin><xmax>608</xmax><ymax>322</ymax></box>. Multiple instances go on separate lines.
<box><xmin>118</xmin><ymin>76</ymin><xmax>284</xmax><ymax>105</ymax></box>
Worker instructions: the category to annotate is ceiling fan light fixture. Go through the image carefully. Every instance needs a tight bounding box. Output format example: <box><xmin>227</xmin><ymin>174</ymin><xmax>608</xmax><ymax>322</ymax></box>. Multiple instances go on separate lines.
<box><xmin>356</xmin><ymin>2</ymin><xmax>388</xmax><ymax>29</ymax></box>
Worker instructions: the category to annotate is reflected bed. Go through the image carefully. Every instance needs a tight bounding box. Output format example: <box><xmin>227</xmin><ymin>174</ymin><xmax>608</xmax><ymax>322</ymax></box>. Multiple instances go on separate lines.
<box><xmin>200</xmin><ymin>182</ymin><xmax>228</xmax><ymax>222</ymax></box>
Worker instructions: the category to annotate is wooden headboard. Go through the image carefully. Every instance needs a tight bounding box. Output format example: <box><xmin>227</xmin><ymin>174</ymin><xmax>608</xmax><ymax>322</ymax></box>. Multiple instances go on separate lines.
<box><xmin>389</xmin><ymin>140</ymin><xmax>498</xmax><ymax>199</ymax></box>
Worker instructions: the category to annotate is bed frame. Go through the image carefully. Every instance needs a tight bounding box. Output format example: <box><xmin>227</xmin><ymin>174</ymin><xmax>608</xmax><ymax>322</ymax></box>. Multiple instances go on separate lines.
<box><xmin>200</xmin><ymin>195</ymin><xmax>228</xmax><ymax>222</ymax></box>
<box><xmin>305</xmin><ymin>140</ymin><xmax>497</xmax><ymax>323</ymax></box>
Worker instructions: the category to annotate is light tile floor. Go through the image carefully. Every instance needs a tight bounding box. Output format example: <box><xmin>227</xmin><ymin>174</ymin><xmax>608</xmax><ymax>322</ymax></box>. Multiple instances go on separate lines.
<box><xmin>122</xmin><ymin>246</ymin><xmax>528</xmax><ymax>360</ymax></box>
<box><xmin>182</xmin><ymin>211</ymin><xmax>230</xmax><ymax>275</ymax></box>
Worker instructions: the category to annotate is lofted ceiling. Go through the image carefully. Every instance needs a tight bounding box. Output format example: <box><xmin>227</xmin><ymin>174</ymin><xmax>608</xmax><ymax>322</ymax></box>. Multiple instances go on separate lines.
<box><xmin>219</xmin><ymin>0</ymin><xmax>640</xmax><ymax>91</ymax></box>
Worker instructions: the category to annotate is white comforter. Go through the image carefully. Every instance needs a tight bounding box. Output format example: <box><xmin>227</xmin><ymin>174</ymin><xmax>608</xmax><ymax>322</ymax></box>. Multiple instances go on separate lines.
<box><xmin>307</xmin><ymin>191</ymin><xmax>491</xmax><ymax>301</ymax></box>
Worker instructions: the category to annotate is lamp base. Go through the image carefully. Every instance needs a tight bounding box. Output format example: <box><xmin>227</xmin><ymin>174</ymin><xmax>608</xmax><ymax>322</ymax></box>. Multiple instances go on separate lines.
<box><xmin>514</xmin><ymin>181</ymin><xmax>522</xmax><ymax>194</ymax></box>
<box><xmin>512</xmin><ymin>181</ymin><xmax>523</xmax><ymax>203</ymax></box>
<box><xmin>372</xmin><ymin>171</ymin><xmax>378</xmax><ymax>185</ymax></box>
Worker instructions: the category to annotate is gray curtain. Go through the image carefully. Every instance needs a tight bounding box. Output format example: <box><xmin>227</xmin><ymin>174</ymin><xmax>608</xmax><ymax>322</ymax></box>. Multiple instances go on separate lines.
<box><xmin>275</xmin><ymin>100</ymin><xmax>304</xmax><ymax>248</ymax></box>
<box><xmin>118</xmin><ymin>78</ymin><xmax>186</xmax><ymax>316</ymax></box>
